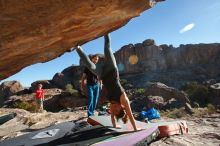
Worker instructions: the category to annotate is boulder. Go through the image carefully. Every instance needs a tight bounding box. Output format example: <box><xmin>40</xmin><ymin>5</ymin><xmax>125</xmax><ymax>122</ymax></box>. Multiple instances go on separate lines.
<box><xmin>59</xmin><ymin>96</ymin><xmax>87</xmax><ymax>109</ymax></box>
<box><xmin>146</xmin><ymin>95</ymin><xmax>165</xmax><ymax>110</ymax></box>
<box><xmin>30</xmin><ymin>80</ymin><xmax>54</xmax><ymax>92</ymax></box>
<box><xmin>52</xmin><ymin>65</ymin><xmax>83</xmax><ymax>89</ymax></box>
<box><xmin>145</xmin><ymin>82</ymin><xmax>191</xmax><ymax>108</ymax></box>
<box><xmin>0</xmin><ymin>81</ymin><xmax>24</xmax><ymax>106</ymax></box>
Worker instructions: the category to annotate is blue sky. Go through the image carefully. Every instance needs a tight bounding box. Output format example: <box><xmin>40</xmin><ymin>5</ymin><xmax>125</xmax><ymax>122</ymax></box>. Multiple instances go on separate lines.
<box><xmin>1</xmin><ymin>0</ymin><xmax>220</xmax><ymax>87</ymax></box>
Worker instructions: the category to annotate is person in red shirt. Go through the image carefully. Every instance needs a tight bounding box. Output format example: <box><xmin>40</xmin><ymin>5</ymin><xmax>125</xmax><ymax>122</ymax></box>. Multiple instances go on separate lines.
<box><xmin>35</xmin><ymin>84</ymin><xmax>44</xmax><ymax>112</ymax></box>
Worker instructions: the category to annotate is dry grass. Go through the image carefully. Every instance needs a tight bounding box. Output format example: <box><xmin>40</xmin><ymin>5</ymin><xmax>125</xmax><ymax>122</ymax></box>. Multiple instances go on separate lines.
<box><xmin>192</xmin><ymin>106</ymin><xmax>217</xmax><ymax>117</ymax></box>
<box><xmin>159</xmin><ymin>106</ymin><xmax>217</xmax><ymax>119</ymax></box>
<box><xmin>0</xmin><ymin>111</ymin><xmax>6</xmax><ymax>116</ymax></box>
<box><xmin>160</xmin><ymin>108</ymin><xmax>189</xmax><ymax>119</ymax></box>
<box><xmin>14</xmin><ymin>100</ymin><xmax>39</xmax><ymax>112</ymax></box>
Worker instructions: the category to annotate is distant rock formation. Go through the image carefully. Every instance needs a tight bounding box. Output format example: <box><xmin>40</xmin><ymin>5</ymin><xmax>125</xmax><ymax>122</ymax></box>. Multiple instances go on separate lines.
<box><xmin>115</xmin><ymin>40</ymin><xmax>220</xmax><ymax>88</ymax></box>
<box><xmin>51</xmin><ymin>41</ymin><xmax>220</xmax><ymax>89</ymax></box>
<box><xmin>115</xmin><ymin>41</ymin><xmax>220</xmax><ymax>74</ymax></box>
<box><xmin>0</xmin><ymin>0</ymin><xmax>163</xmax><ymax>80</ymax></box>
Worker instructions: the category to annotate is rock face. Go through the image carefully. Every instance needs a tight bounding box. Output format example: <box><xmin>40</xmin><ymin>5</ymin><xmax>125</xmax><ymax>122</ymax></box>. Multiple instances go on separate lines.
<box><xmin>0</xmin><ymin>0</ymin><xmax>163</xmax><ymax>80</ymax></box>
<box><xmin>115</xmin><ymin>42</ymin><xmax>220</xmax><ymax>74</ymax></box>
<box><xmin>115</xmin><ymin>42</ymin><xmax>220</xmax><ymax>88</ymax></box>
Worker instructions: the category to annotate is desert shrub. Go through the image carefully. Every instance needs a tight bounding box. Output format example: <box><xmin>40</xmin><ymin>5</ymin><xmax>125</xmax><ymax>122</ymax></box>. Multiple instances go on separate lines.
<box><xmin>183</xmin><ymin>82</ymin><xmax>210</xmax><ymax>106</ymax></box>
<box><xmin>166</xmin><ymin>108</ymin><xmax>186</xmax><ymax>119</ymax></box>
<box><xmin>14</xmin><ymin>101</ymin><xmax>38</xmax><ymax>112</ymax></box>
<box><xmin>167</xmin><ymin>114</ymin><xmax>177</xmax><ymax>119</ymax></box>
<box><xmin>136</xmin><ymin>88</ymin><xmax>145</xmax><ymax>95</ymax></box>
<box><xmin>65</xmin><ymin>84</ymin><xmax>78</xmax><ymax>96</ymax></box>
<box><xmin>207</xmin><ymin>104</ymin><xmax>216</xmax><ymax>114</ymax></box>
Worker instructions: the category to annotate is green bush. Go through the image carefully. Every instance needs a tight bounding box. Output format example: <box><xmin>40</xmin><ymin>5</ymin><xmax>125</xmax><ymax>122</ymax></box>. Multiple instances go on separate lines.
<box><xmin>65</xmin><ymin>84</ymin><xmax>78</xmax><ymax>96</ymax></box>
<box><xmin>14</xmin><ymin>101</ymin><xmax>38</xmax><ymax>112</ymax></box>
<box><xmin>166</xmin><ymin>109</ymin><xmax>186</xmax><ymax>119</ymax></box>
<box><xmin>136</xmin><ymin>88</ymin><xmax>145</xmax><ymax>95</ymax></box>
<box><xmin>184</xmin><ymin>82</ymin><xmax>210</xmax><ymax>106</ymax></box>
<box><xmin>167</xmin><ymin>114</ymin><xmax>177</xmax><ymax>119</ymax></box>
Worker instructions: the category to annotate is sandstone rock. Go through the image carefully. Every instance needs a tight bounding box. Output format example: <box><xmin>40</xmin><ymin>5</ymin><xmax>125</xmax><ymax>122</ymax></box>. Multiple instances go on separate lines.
<box><xmin>146</xmin><ymin>95</ymin><xmax>165</xmax><ymax>110</ymax></box>
<box><xmin>143</xmin><ymin>39</ymin><xmax>155</xmax><ymax>46</ymax></box>
<box><xmin>52</xmin><ymin>65</ymin><xmax>83</xmax><ymax>89</ymax></box>
<box><xmin>115</xmin><ymin>43</ymin><xmax>220</xmax><ymax>88</ymax></box>
<box><xmin>145</xmin><ymin>82</ymin><xmax>190</xmax><ymax>108</ymax></box>
<box><xmin>159</xmin><ymin>44</ymin><xmax>169</xmax><ymax>50</ymax></box>
<box><xmin>52</xmin><ymin>73</ymin><xmax>66</xmax><ymax>89</ymax></box>
<box><xmin>0</xmin><ymin>0</ymin><xmax>163</xmax><ymax>80</ymax></box>
<box><xmin>163</xmin><ymin>98</ymin><xmax>183</xmax><ymax>109</ymax></box>
<box><xmin>43</xmin><ymin>94</ymin><xmax>63</xmax><ymax>112</ymax></box>
<box><xmin>115</xmin><ymin>42</ymin><xmax>220</xmax><ymax>76</ymax></box>
<box><xmin>0</xmin><ymin>81</ymin><xmax>24</xmax><ymax>106</ymax></box>
<box><xmin>59</xmin><ymin>96</ymin><xmax>87</xmax><ymax>109</ymax></box>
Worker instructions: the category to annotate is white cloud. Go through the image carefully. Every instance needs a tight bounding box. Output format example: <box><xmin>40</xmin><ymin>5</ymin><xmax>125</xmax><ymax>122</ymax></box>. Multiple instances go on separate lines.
<box><xmin>180</xmin><ymin>23</ymin><xmax>195</xmax><ymax>33</ymax></box>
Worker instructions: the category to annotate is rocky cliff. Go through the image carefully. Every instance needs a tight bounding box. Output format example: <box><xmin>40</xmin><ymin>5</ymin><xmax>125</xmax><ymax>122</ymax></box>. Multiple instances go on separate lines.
<box><xmin>0</xmin><ymin>0</ymin><xmax>163</xmax><ymax>80</ymax></box>
<box><xmin>114</xmin><ymin>40</ymin><xmax>220</xmax><ymax>87</ymax></box>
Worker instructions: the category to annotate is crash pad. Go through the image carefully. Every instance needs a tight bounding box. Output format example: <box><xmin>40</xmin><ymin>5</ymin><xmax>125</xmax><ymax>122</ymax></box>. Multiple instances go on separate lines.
<box><xmin>88</xmin><ymin>115</ymin><xmax>188</xmax><ymax>137</ymax></box>
<box><xmin>0</xmin><ymin>121</ymin><xmax>122</xmax><ymax>146</ymax></box>
<box><xmin>92</xmin><ymin>126</ymin><xmax>159</xmax><ymax>146</ymax></box>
